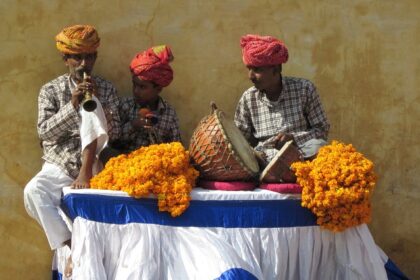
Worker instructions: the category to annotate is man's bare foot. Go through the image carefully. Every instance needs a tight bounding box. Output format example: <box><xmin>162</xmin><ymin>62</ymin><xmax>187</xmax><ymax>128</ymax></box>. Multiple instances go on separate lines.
<box><xmin>71</xmin><ymin>179</ymin><xmax>90</xmax><ymax>189</ymax></box>
<box><xmin>71</xmin><ymin>170</ymin><xmax>92</xmax><ymax>189</ymax></box>
<box><xmin>64</xmin><ymin>256</ymin><xmax>73</xmax><ymax>278</ymax></box>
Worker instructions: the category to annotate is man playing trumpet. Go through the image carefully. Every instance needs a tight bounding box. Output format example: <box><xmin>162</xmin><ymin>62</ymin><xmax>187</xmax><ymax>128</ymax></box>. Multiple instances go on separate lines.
<box><xmin>23</xmin><ymin>24</ymin><xmax>120</xmax><ymax>261</ymax></box>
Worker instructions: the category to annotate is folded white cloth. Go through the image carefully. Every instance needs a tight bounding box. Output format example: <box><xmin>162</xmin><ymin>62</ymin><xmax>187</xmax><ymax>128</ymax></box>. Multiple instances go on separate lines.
<box><xmin>80</xmin><ymin>95</ymin><xmax>108</xmax><ymax>173</ymax></box>
<box><xmin>299</xmin><ymin>138</ymin><xmax>327</xmax><ymax>158</ymax></box>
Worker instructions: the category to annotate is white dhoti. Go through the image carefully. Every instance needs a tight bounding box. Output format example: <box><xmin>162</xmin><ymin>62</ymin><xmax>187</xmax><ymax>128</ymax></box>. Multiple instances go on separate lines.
<box><xmin>24</xmin><ymin>97</ymin><xmax>108</xmax><ymax>250</ymax></box>
<box><xmin>24</xmin><ymin>162</ymin><xmax>73</xmax><ymax>249</ymax></box>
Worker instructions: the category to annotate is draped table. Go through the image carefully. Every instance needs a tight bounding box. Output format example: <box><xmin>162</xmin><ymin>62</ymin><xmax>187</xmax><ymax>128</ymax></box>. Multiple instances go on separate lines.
<box><xmin>52</xmin><ymin>187</ymin><xmax>407</xmax><ymax>280</ymax></box>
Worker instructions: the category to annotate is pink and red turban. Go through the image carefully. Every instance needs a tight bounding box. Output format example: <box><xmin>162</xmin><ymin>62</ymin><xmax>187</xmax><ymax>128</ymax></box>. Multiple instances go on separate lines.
<box><xmin>55</xmin><ymin>24</ymin><xmax>100</xmax><ymax>54</ymax></box>
<box><xmin>240</xmin><ymin>34</ymin><xmax>288</xmax><ymax>67</ymax></box>
<box><xmin>129</xmin><ymin>45</ymin><xmax>174</xmax><ymax>88</ymax></box>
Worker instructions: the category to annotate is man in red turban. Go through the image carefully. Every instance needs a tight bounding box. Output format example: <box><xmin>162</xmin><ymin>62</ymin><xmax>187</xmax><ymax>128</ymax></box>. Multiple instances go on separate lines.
<box><xmin>129</xmin><ymin>45</ymin><xmax>174</xmax><ymax>88</ymax></box>
<box><xmin>110</xmin><ymin>45</ymin><xmax>181</xmax><ymax>153</ymax></box>
<box><xmin>235</xmin><ymin>34</ymin><xmax>330</xmax><ymax>173</ymax></box>
<box><xmin>241</xmin><ymin>34</ymin><xmax>289</xmax><ymax>67</ymax></box>
<box><xmin>24</xmin><ymin>24</ymin><xmax>121</xmax><ymax>277</ymax></box>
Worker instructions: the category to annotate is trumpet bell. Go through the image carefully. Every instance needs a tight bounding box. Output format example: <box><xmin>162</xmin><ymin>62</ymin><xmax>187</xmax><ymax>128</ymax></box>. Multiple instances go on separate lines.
<box><xmin>82</xmin><ymin>97</ymin><xmax>97</xmax><ymax>112</ymax></box>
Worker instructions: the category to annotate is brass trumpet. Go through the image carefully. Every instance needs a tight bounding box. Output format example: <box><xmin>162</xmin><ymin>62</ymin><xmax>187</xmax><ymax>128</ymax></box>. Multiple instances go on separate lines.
<box><xmin>81</xmin><ymin>72</ymin><xmax>97</xmax><ymax>112</ymax></box>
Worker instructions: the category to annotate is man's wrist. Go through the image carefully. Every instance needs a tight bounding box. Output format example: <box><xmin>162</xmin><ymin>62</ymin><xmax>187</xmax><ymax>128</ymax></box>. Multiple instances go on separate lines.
<box><xmin>71</xmin><ymin>99</ymin><xmax>80</xmax><ymax>110</ymax></box>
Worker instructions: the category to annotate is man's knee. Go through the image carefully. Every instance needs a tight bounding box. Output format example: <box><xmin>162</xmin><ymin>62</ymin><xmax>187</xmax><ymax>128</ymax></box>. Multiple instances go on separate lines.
<box><xmin>24</xmin><ymin>178</ymin><xmax>36</xmax><ymax>200</ymax></box>
<box><xmin>23</xmin><ymin>177</ymin><xmax>40</xmax><ymax>216</ymax></box>
<box><xmin>23</xmin><ymin>176</ymin><xmax>47</xmax><ymax>208</ymax></box>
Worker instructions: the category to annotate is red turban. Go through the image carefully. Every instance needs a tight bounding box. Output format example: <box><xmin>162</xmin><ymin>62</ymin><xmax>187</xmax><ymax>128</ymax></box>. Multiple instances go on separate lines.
<box><xmin>55</xmin><ymin>24</ymin><xmax>100</xmax><ymax>54</ymax></box>
<box><xmin>240</xmin><ymin>34</ymin><xmax>288</xmax><ymax>67</ymax></box>
<box><xmin>129</xmin><ymin>45</ymin><xmax>174</xmax><ymax>87</ymax></box>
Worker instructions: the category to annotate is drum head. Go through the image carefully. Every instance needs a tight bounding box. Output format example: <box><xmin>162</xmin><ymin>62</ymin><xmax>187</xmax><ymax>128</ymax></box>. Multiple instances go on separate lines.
<box><xmin>217</xmin><ymin>111</ymin><xmax>259</xmax><ymax>174</ymax></box>
<box><xmin>260</xmin><ymin>140</ymin><xmax>300</xmax><ymax>183</ymax></box>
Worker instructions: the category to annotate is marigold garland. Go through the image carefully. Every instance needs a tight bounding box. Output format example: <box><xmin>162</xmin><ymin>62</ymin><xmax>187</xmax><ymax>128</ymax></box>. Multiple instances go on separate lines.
<box><xmin>90</xmin><ymin>142</ymin><xmax>199</xmax><ymax>217</ymax></box>
<box><xmin>291</xmin><ymin>140</ymin><xmax>377</xmax><ymax>232</ymax></box>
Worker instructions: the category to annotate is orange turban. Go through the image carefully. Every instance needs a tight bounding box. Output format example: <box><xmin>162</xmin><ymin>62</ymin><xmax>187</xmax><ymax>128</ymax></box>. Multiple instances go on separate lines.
<box><xmin>240</xmin><ymin>34</ymin><xmax>288</xmax><ymax>67</ymax></box>
<box><xmin>129</xmin><ymin>45</ymin><xmax>174</xmax><ymax>87</ymax></box>
<box><xmin>55</xmin><ymin>24</ymin><xmax>100</xmax><ymax>54</ymax></box>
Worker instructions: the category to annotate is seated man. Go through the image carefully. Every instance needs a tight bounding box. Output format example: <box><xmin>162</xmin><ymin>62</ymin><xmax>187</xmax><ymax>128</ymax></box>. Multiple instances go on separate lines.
<box><xmin>23</xmin><ymin>24</ymin><xmax>120</xmax><ymax>263</ymax></box>
<box><xmin>109</xmin><ymin>45</ymin><xmax>181</xmax><ymax>154</ymax></box>
<box><xmin>234</xmin><ymin>34</ymin><xmax>330</xmax><ymax>165</ymax></box>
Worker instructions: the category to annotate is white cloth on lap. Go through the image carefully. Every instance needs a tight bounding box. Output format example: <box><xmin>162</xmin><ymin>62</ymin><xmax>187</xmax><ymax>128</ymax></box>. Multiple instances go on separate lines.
<box><xmin>80</xmin><ymin>95</ymin><xmax>108</xmax><ymax>173</ymax></box>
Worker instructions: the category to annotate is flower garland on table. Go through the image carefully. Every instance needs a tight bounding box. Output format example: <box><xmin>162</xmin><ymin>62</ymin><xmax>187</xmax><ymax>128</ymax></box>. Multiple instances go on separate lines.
<box><xmin>291</xmin><ymin>140</ymin><xmax>377</xmax><ymax>232</ymax></box>
<box><xmin>90</xmin><ymin>142</ymin><xmax>199</xmax><ymax>217</ymax></box>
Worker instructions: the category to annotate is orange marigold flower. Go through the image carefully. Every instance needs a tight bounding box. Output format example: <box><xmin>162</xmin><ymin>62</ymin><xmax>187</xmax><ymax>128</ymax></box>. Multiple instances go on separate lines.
<box><xmin>291</xmin><ymin>140</ymin><xmax>377</xmax><ymax>232</ymax></box>
<box><xmin>90</xmin><ymin>142</ymin><xmax>199</xmax><ymax>217</ymax></box>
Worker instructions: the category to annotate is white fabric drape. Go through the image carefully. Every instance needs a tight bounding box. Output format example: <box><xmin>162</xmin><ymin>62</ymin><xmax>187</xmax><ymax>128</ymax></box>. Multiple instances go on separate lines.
<box><xmin>54</xmin><ymin>188</ymin><xmax>390</xmax><ymax>280</ymax></box>
<box><xmin>66</xmin><ymin>220</ymin><xmax>387</xmax><ymax>280</ymax></box>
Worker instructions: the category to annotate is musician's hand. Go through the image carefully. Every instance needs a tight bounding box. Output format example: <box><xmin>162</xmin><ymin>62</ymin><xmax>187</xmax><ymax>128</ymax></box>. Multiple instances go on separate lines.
<box><xmin>131</xmin><ymin>117</ymin><xmax>149</xmax><ymax>130</ymax></box>
<box><xmin>80</xmin><ymin>76</ymin><xmax>98</xmax><ymax>97</ymax></box>
<box><xmin>71</xmin><ymin>79</ymin><xmax>96</xmax><ymax>109</ymax></box>
<box><xmin>274</xmin><ymin>133</ymin><xmax>294</xmax><ymax>149</ymax></box>
<box><xmin>84</xmin><ymin>76</ymin><xmax>99</xmax><ymax>97</ymax></box>
<box><xmin>71</xmin><ymin>85</ymin><xmax>84</xmax><ymax>109</ymax></box>
<box><xmin>254</xmin><ymin>150</ymin><xmax>268</xmax><ymax>168</ymax></box>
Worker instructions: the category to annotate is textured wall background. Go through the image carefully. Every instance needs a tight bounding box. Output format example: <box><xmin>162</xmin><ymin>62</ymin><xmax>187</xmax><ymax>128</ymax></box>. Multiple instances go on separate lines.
<box><xmin>1</xmin><ymin>0</ymin><xmax>419</xmax><ymax>278</ymax></box>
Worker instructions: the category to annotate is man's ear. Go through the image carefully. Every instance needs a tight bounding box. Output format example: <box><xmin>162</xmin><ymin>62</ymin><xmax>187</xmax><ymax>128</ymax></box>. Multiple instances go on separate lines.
<box><xmin>270</xmin><ymin>65</ymin><xmax>279</xmax><ymax>75</ymax></box>
<box><xmin>153</xmin><ymin>83</ymin><xmax>163</xmax><ymax>93</ymax></box>
<box><xmin>273</xmin><ymin>65</ymin><xmax>282</xmax><ymax>74</ymax></box>
<box><xmin>62</xmin><ymin>54</ymin><xmax>68</xmax><ymax>65</ymax></box>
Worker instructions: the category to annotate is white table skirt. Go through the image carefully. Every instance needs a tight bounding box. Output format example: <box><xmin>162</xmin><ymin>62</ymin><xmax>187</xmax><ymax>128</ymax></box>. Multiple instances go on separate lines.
<box><xmin>53</xmin><ymin>187</ymin><xmax>404</xmax><ymax>280</ymax></box>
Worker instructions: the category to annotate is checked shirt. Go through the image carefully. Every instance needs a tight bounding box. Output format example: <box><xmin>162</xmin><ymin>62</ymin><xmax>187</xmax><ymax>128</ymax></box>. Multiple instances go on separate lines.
<box><xmin>234</xmin><ymin>76</ymin><xmax>330</xmax><ymax>160</ymax></box>
<box><xmin>117</xmin><ymin>96</ymin><xmax>181</xmax><ymax>152</ymax></box>
<box><xmin>38</xmin><ymin>74</ymin><xmax>121</xmax><ymax>178</ymax></box>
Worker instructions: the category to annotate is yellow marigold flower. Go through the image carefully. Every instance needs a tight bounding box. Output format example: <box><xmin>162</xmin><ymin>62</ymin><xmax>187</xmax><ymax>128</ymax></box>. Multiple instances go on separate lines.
<box><xmin>90</xmin><ymin>142</ymin><xmax>200</xmax><ymax>217</ymax></box>
<box><xmin>291</xmin><ymin>140</ymin><xmax>377</xmax><ymax>232</ymax></box>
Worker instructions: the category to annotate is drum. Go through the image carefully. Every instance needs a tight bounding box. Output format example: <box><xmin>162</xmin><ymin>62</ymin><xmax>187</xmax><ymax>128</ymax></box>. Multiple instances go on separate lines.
<box><xmin>189</xmin><ymin>103</ymin><xmax>259</xmax><ymax>181</ymax></box>
<box><xmin>259</xmin><ymin>140</ymin><xmax>303</xmax><ymax>183</ymax></box>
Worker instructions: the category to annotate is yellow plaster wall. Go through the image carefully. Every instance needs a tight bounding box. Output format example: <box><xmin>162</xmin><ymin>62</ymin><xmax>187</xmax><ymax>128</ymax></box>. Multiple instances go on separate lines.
<box><xmin>1</xmin><ymin>0</ymin><xmax>419</xmax><ymax>278</ymax></box>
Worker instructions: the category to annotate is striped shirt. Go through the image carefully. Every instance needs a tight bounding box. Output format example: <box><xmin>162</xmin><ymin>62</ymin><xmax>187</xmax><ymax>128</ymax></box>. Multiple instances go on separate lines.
<box><xmin>116</xmin><ymin>96</ymin><xmax>181</xmax><ymax>152</ymax></box>
<box><xmin>38</xmin><ymin>74</ymin><xmax>120</xmax><ymax>178</ymax></box>
<box><xmin>234</xmin><ymin>76</ymin><xmax>330</xmax><ymax>159</ymax></box>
